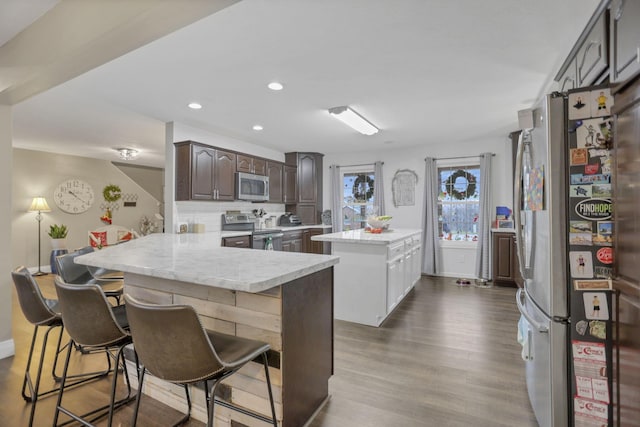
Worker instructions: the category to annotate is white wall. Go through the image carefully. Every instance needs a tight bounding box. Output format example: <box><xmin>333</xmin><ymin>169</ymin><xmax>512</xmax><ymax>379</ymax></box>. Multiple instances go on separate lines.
<box><xmin>1</xmin><ymin>106</ymin><xmax>14</xmax><ymax>358</ymax></box>
<box><xmin>322</xmin><ymin>136</ymin><xmax>514</xmax><ymax>278</ymax></box>
<box><xmin>12</xmin><ymin>149</ymin><xmax>161</xmax><ymax>272</ymax></box>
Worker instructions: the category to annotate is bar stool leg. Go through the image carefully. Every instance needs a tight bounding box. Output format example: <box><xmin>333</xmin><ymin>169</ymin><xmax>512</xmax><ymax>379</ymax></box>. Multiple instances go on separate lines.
<box><xmin>262</xmin><ymin>353</ymin><xmax>278</xmax><ymax>426</ymax></box>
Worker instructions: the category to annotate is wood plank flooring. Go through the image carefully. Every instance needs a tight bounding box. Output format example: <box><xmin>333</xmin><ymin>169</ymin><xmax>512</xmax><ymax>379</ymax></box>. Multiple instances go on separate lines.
<box><xmin>1</xmin><ymin>275</ymin><xmax>537</xmax><ymax>426</ymax></box>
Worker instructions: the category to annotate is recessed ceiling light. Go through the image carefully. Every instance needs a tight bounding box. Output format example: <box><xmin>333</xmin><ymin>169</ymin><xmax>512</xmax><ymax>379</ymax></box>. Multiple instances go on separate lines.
<box><xmin>267</xmin><ymin>82</ymin><xmax>284</xmax><ymax>91</ymax></box>
<box><xmin>188</xmin><ymin>102</ymin><xmax>202</xmax><ymax>110</ymax></box>
<box><xmin>253</xmin><ymin>125</ymin><xmax>264</xmax><ymax>131</ymax></box>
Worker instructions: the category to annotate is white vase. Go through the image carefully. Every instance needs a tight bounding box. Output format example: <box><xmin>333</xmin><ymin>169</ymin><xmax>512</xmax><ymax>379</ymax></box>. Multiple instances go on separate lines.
<box><xmin>51</xmin><ymin>238</ymin><xmax>67</xmax><ymax>250</ymax></box>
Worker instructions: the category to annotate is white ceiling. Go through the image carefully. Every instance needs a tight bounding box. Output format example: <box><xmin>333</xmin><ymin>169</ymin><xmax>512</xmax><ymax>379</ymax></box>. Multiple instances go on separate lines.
<box><xmin>4</xmin><ymin>0</ymin><xmax>601</xmax><ymax>168</ymax></box>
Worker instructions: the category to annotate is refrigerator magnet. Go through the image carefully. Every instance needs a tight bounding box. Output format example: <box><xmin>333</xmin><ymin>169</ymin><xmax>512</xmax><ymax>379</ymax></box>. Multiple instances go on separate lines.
<box><xmin>570</xmin><ymin>221</ymin><xmax>592</xmax><ymax>233</ymax></box>
<box><xmin>568</xmin><ymin>91</ymin><xmax>592</xmax><ymax>120</ymax></box>
<box><xmin>570</xmin><ymin>185</ymin><xmax>592</xmax><ymax>198</ymax></box>
<box><xmin>573</xmin><ymin>279</ymin><xmax>612</xmax><ymax>291</ymax></box>
<box><xmin>570</xmin><ymin>251</ymin><xmax>594</xmax><ymax>278</ymax></box>
<box><xmin>576</xmin><ymin>118</ymin><xmax>609</xmax><ymax>148</ymax></box>
<box><xmin>571</xmin><ymin>148</ymin><xmax>589</xmax><ymax>165</ymax></box>
<box><xmin>590</xmin><ymin>88</ymin><xmax>612</xmax><ymax>117</ymax></box>
<box><xmin>569</xmin><ymin>232</ymin><xmax>593</xmax><ymax>246</ymax></box>
<box><xmin>583</xmin><ymin>293</ymin><xmax>609</xmax><ymax>321</ymax></box>
<box><xmin>593</xmin><ymin>221</ymin><xmax>613</xmax><ymax>246</ymax></box>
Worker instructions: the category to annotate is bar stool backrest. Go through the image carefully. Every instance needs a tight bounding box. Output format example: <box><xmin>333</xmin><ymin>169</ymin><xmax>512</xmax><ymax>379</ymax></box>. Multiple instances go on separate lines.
<box><xmin>124</xmin><ymin>295</ymin><xmax>225</xmax><ymax>384</ymax></box>
<box><xmin>55</xmin><ymin>250</ymin><xmax>94</xmax><ymax>284</ymax></box>
<box><xmin>11</xmin><ymin>266</ymin><xmax>60</xmax><ymax>326</ymax></box>
<box><xmin>54</xmin><ymin>277</ymin><xmax>128</xmax><ymax>347</ymax></box>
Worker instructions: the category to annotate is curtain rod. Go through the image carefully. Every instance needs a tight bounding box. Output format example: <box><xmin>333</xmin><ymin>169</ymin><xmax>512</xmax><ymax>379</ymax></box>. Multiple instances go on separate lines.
<box><xmin>329</xmin><ymin>162</ymin><xmax>384</xmax><ymax>168</ymax></box>
<box><xmin>424</xmin><ymin>153</ymin><xmax>495</xmax><ymax>161</ymax></box>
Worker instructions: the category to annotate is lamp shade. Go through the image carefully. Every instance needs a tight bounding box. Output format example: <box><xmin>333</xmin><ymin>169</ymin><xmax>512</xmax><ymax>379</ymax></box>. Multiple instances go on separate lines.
<box><xmin>28</xmin><ymin>197</ymin><xmax>51</xmax><ymax>212</ymax></box>
<box><xmin>328</xmin><ymin>106</ymin><xmax>379</xmax><ymax>135</ymax></box>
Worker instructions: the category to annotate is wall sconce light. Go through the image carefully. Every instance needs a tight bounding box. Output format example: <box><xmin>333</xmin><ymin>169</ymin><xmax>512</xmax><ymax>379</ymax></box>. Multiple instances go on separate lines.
<box><xmin>328</xmin><ymin>106</ymin><xmax>379</xmax><ymax>135</ymax></box>
<box><xmin>116</xmin><ymin>148</ymin><xmax>139</xmax><ymax>161</ymax></box>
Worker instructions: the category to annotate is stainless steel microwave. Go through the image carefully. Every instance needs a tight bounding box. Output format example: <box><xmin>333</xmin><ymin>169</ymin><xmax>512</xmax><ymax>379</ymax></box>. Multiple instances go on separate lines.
<box><xmin>236</xmin><ymin>172</ymin><xmax>269</xmax><ymax>201</ymax></box>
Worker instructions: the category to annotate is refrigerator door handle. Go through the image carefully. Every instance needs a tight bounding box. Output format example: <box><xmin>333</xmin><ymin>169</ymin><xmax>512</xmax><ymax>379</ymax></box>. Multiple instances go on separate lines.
<box><xmin>513</xmin><ymin>131</ymin><xmax>527</xmax><ymax>278</ymax></box>
<box><xmin>516</xmin><ymin>288</ymin><xmax>549</xmax><ymax>333</ymax></box>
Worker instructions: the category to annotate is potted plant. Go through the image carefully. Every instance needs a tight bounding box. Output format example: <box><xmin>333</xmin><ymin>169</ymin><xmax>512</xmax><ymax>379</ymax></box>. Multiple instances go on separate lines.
<box><xmin>48</xmin><ymin>224</ymin><xmax>68</xmax><ymax>250</ymax></box>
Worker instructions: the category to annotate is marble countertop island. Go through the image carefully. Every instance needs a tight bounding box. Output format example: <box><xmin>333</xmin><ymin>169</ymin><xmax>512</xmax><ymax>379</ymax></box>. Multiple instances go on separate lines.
<box><xmin>76</xmin><ymin>232</ymin><xmax>339</xmax><ymax>293</ymax></box>
<box><xmin>311</xmin><ymin>228</ymin><xmax>422</xmax><ymax>245</ymax></box>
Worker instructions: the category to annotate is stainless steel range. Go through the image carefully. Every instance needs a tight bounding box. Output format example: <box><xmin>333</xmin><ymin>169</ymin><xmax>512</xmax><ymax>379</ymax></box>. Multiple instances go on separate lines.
<box><xmin>221</xmin><ymin>213</ymin><xmax>283</xmax><ymax>250</ymax></box>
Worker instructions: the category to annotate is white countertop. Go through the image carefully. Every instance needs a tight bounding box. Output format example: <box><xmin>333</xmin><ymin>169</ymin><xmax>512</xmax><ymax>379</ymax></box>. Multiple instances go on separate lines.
<box><xmin>311</xmin><ymin>228</ymin><xmax>422</xmax><ymax>245</ymax></box>
<box><xmin>76</xmin><ymin>233</ymin><xmax>339</xmax><ymax>293</ymax></box>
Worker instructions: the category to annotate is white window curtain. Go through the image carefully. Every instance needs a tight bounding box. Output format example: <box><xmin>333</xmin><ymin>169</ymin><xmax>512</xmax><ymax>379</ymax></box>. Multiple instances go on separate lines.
<box><xmin>373</xmin><ymin>161</ymin><xmax>385</xmax><ymax>216</ymax></box>
<box><xmin>330</xmin><ymin>165</ymin><xmax>343</xmax><ymax>232</ymax></box>
<box><xmin>475</xmin><ymin>153</ymin><xmax>492</xmax><ymax>280</ymax></box>
<box><xmin>422</xmin><ymin>157</ymin><xmax>440</xmax><ymax>274</ymax></box>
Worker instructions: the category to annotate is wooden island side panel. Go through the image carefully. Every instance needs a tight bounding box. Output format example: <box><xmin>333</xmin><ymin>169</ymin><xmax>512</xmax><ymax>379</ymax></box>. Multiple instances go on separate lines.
<box><xmin>123</xmin><ymin>268</ymin><xmax>333</xmax><ymax>427</ymax></box>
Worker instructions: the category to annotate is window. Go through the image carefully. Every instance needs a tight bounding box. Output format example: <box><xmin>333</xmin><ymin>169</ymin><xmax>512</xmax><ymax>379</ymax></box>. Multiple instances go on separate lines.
<box><xmin>342</xmin><ymin>170</ymin><xmax>376</xmax><ymax>230</ymax></box>
<box><xmin>438</xmin><ymin>165</ymin><xmax>481</xmax><ymax>241</ymax></box>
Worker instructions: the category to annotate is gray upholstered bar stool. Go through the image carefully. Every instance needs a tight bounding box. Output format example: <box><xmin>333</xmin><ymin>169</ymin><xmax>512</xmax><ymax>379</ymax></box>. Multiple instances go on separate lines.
<box><xmin>10</xmin><ymin>267</ymin><xmax>110</xmax><ymax>427</ymax></box>
<box><xmin>124</xmin><ymin>294</ymin><xmax>278</xmax><ymax>427</ymax></box>
<box><xmin>53</xmin><ymin>278</ymin><xmax>137</xmax><ymax>427</ymax></box>
<box><xmin>55</xmin><ymin>248</ymin><xmax>123</xmax><ymax>304</ymax></box>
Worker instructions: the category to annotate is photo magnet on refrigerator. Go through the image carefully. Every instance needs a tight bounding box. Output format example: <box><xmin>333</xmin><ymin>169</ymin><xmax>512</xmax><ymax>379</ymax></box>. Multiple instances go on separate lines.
<box><xmin>583</xmin><ymin>292</ymin><xmax>609</xmax><ymax>321</ymax></box>
<box><xmin>568</xmin><ymin>91</ymin><xmax>592</xmax><ymax>120</ymax></box>
<box><xmin>570</xmin><ymin>251</ymin><xmax>594</xmax><ymax>278</ymax></box>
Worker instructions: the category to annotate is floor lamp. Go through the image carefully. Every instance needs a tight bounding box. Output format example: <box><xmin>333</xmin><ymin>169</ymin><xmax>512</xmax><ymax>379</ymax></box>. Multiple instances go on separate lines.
<box><xmin>28</xmin><ymin>197</ymin><xmax>51</xmax><ymax>276</ymax></box>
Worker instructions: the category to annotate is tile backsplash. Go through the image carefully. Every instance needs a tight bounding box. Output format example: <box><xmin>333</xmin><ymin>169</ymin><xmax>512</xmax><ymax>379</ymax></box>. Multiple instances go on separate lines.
<box><xmin>175</xmin><ymin>201</ymin><xmax>287</xmax><ymax>233</ymax></box>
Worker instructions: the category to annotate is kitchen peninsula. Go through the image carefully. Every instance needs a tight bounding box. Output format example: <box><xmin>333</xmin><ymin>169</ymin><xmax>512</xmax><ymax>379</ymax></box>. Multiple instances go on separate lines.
<box><xmin>76</xmin><ymin>233</ymin><xmax>339</xmax><ymax>427</ymax></box>
<box><xmin>312</xmin><ymin>228</ymin><xmax>422</xmax><ymax>327</ymax></box>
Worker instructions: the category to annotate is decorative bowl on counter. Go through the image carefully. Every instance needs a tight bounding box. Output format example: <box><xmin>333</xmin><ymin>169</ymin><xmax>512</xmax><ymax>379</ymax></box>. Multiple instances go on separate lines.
<box><xmin>366</xmin><ymin>215</ymin><xmax>392</xmax><ymax>230</ymax></box>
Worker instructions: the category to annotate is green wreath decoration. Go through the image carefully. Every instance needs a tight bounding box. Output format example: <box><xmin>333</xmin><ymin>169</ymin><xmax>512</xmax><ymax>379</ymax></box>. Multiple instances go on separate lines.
<box><xmin>103</xmin><ymin>184</ymin><xmax>122</xmax><ymax>202</ymax></box>
<box><xmin>352</xmin><ymin>175</ymin><xmax>374</xmax><ymax>201</ymax></box>
<box><xmin>444</xmin><ymin>170</ymin><xmax>477</xmax><ymax>200</ymax></box>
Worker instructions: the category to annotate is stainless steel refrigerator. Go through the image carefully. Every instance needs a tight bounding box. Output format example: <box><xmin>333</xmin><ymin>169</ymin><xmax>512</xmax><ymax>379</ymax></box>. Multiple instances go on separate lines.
<box><xmin>515</xmin><ymin>89</ymin><xmax>615</xmax><ymax>427</ymax></box>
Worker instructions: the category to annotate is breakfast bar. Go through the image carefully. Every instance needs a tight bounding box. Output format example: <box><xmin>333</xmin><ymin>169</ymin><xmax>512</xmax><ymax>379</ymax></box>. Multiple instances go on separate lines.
<box><xmin>312</xmin><ymin>228</ymin><xmax>422</xmax><ymax>327</ymax></box>
<box><xmin>76</xmin><ymin>233</ymin><xmax>339</xmax><ymax>427</ymax></box>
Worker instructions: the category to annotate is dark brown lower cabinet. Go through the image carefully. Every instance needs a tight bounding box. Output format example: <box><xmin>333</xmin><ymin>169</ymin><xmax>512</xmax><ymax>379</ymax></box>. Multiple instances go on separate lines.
<box><xmin>492</xmin><ymin>232</ymin><xmax>522</xmax><ymax>287</ymax></box>
<box><xmin>221</xmin><ymin>235</ymin><xmax>251</xmax><ymax>248</ymax></box>
<box><xmin>282</xmin><ymin>230</ymin><xmax>303</xmax><ymax>253</ymax></box>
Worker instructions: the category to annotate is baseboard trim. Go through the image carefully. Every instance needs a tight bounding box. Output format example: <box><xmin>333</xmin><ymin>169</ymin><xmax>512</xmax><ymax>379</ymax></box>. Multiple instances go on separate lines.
<box><xmin>0</xmin><ymin>339</ymin><xmax>15</xmax><ymax>359</ymax></box>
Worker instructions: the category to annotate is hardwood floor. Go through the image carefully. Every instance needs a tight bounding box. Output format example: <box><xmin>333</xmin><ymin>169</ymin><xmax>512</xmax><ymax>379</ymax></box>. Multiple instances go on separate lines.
<box><xmin>1</xmin><ymin>275</ymin><xmax>537</xmax><ymax>426</ymax></box>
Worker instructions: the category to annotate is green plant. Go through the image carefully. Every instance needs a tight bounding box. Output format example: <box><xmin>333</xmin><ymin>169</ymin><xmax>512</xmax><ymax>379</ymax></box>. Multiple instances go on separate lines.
<box><xmin>48</xmin><ymin>224</ymin><xmax>68</xmax><ymax>239</ymax></box>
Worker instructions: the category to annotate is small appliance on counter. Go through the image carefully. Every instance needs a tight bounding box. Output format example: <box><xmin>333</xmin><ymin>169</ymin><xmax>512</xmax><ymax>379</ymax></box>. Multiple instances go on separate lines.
<box><xmin>277</xmin><ymin>213</ymin><xmax>302</xmax><ymax>227</ymax></box>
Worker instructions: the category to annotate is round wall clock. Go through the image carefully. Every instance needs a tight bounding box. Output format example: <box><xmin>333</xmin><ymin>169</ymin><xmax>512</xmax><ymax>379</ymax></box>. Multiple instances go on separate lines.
<box><xmin>54</xmin><ymin>179</ymin><xmax>95</xmax><ymax>214</ymax></box>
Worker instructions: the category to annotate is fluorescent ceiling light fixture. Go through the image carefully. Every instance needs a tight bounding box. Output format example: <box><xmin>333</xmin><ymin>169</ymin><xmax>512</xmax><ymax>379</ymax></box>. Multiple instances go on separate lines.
<box><xmin>267</xmin><ymin>82</ymin><xmax>284</xmax><ymax>91</ymax></box>
<box><xmin>328</xmin><ymin>106</ymin><xmax>379</xmax><ymax>135</ymax></box>
<box><xmin>116</xmin><ymin>148</ymin><xmax>139</xmax><ymax>160</ymax></box>
<box><xmin>252</xmin><ymin>125</ymin><xmax>264</xmax><ymax>131</ymax></box>
<box><xmin>188</xmin><ymin>102</ymin><xmax>202</xmax><ymax>109</ymax></box>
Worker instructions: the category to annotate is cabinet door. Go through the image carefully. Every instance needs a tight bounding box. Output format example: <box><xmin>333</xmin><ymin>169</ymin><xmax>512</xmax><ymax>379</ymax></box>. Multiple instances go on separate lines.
<box><xmin>304</xmin><ymin>228</ymin><xmax>325</xmax><ymax>254</ymax></box>
<box><xmin>611</xmin><ymin>0</ymin><xmax>640</xmax><ymax>83</ymax></box>
<box><xmin>284</xmin><ymin>165</ymin><xmax>297</xmax><ymax>203</ymax></box>
<box><xmin>291</xmin><ymin>238</ymin><xmax>303</xmax><ymax>253</ymax></box>
<box><xmin>191</xmin><ymin>145</ymin><xmax>216</xmax><ymax>200</ymax></box>
<box><xmin>493</xmin><ymin>232</ymin><xmax>515</xmax><ymax>283</ymax></box>
<box><xmin>297</xmin><ymin>153</ymin><xmax>317</xmax><ymax>203</ymax></box>
<box><xmin>576</xmin><ymin>11</ymin><xmax>608</xmax><ymax>87</ymax></box>
<box><xmin>281</xmin><ymin>241</ymin><xmax>293</xmax><ymax>252</ymax></box>
<box><xmin>267</xmin><ymin>161</ymin><xmax>283</xmax><ymax>203</ymax></box>
<box><xmin>253</xmin><ymin>158</ymin><xmax>266</xmax><ymax>175</ymax></box>
<box><xmin>214</xmin><ymin>149</ymin><xmax>236</xmax><ymax>200</ymax></box>
<box><xmin>296</xmin><ymin>204</ymin><xmax>317</xmax><ymax>226</ymax></box>
<box><xmin>558</xmin><ymin>58</ymin><xmax>577</xmax><ymax>91</ymax></box>
<box><xmin>237</xmin><ymin>154</ymin><xmax>253</xmax><ymax>173</ymax></box>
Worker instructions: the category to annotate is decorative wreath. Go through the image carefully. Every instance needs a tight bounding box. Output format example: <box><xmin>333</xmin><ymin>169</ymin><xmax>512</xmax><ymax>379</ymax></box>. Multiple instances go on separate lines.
<box><xmin>102</xmin><ymin>184</ymin><xmax>122</xmax><ymax>202</ymax></box>
<box><xmin>445</xmin><ymin>169</ymin><xmax>477</xmax><ymax>200</ymax></box>
<box><xmin>353</xmin><ymin>175</ymin><xmax>374</xmax><ymax>201</ymax></box>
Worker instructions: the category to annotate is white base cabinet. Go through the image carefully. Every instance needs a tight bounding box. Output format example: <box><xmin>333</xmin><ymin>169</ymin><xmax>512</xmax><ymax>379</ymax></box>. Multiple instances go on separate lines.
<box><xmin>315</xmin><ymin>229</ymin><xmax>421</xmax><ymax>327</ymax></box>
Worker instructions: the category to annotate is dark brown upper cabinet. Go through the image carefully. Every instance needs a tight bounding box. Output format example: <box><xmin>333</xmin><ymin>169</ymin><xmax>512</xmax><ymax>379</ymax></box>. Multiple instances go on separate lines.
<box><xmin>285</xmin><ymin>152</ymin><xmax>323</xmax><ymax>225</ymax></box>
<box><xmin>237</xmin><ymin>154</ymin><xmax>266</xmax><ymax>175</ymax></box>
<box><xmin>266</xmin><ymin>161</ymin><xmax>284</xmax><ymax>203</ymax></box>
<box><xmin>174</xmin><ymin>141</ymin><xmax>236</xmax><ymax>201</ymax></box>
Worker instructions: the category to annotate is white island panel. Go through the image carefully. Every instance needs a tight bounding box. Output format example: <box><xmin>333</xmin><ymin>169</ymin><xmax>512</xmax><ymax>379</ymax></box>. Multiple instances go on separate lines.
<box><xmin>312</xmin><ymin>229</ymin><xmax>422</xmax><ymax>327</ymax></box>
